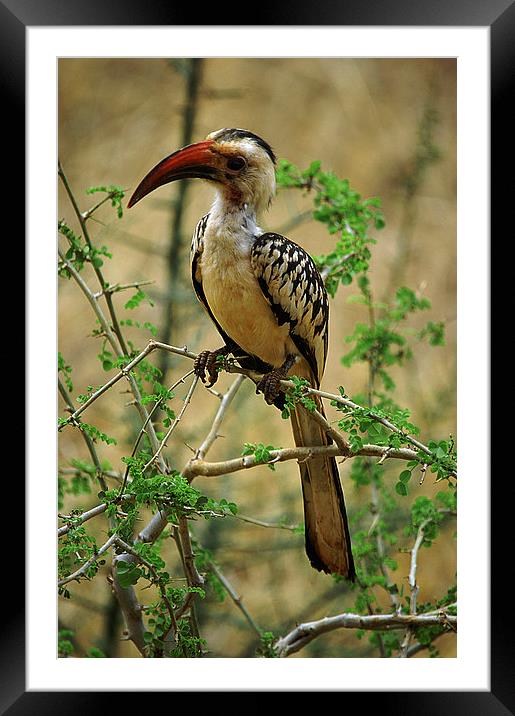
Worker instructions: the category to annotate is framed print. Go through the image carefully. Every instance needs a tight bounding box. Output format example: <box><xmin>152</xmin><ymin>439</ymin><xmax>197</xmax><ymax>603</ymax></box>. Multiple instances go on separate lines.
<box><xmin>6</xmin><ymin>0</ymin><xmax>506</xmax><ymax>711</ymax></box>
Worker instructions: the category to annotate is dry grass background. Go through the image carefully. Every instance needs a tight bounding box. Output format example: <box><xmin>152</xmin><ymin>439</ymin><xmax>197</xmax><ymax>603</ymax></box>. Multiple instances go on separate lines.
<box><xmin>58</xmin><ymin>57</ymin><xmax>456</xmax><ymax>659</ymax></box>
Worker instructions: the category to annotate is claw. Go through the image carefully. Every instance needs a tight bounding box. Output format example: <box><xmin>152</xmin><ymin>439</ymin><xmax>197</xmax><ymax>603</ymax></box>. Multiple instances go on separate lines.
<box><xmin>193</xmin><ymin>348</ymin><xmax>228</xmax><ymax>388</ymax></box>
<box><xmin>205</xmin><ymin>352</ymin><xmax>221</xmax><ymax>387</ymax></box>
<box><xmin>193</xmin><ymin>350</ymin><xmax>210</xmax><ymax>384</ymax></box>
<box><xmin>256</xmin><ymin>368</ymin><xmax>285</xmax><ymax>405</ymax></box>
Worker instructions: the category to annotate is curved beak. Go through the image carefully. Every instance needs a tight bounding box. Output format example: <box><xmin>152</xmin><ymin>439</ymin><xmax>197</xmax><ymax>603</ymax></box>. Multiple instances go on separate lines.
<box><xmin>128</xmin><ymin>139</ymin><xmax>218</xmax><ymax>208</ymax></box>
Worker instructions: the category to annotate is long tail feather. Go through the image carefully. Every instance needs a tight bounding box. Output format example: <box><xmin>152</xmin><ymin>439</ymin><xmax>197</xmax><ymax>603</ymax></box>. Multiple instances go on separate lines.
<box><xmin>290</xmin><ymin>396</ymin><xmax>355</xmax><ymax>579</ymax></box>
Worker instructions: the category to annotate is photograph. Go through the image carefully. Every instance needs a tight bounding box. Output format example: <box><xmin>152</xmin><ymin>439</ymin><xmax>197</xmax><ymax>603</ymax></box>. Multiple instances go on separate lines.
<box><xmin>57</xmin><ymin>56</ymin><xmax>458</xmax><ymax>660</ymax></box>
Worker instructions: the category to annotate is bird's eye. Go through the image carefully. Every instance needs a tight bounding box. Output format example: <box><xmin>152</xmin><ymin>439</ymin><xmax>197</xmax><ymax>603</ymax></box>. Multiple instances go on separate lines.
<box><xmin>227</xmin><ymin>156</ymin><xmax>246</xmax><ymax>171</ymax></box>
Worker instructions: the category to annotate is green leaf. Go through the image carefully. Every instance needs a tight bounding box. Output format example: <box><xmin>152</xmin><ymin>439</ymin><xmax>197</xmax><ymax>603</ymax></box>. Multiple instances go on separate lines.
<box><xmin>116</xmin><ymin>560</ymin><xmax>142</xmax><ymax>588</ymax></box>
<box><xmin>124</xmin><ymin>290</ymin><xmax>146</xmax><ymax>310</ymax></box>
<box><xmin>395</xmin><ymin>481</ymin><xmax>409</xmax><ymax>496</ymax></box>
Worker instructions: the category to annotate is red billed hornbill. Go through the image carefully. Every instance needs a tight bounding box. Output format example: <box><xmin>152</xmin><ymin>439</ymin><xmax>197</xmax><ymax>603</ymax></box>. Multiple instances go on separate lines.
<box><xmin>128</xmin><ymin>128</ymin><xmax>355</xmax><ymax>579</ymax></box>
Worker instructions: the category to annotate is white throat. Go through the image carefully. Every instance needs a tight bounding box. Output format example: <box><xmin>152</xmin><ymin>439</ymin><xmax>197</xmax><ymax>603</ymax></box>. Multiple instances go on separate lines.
<box><xmin>205</xmin><ymin>193</ymin><xmax>262</xmax><ymax>255</ymax></box>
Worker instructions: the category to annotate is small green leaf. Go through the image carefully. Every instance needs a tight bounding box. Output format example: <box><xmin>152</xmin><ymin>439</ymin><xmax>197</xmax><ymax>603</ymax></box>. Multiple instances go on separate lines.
<box><xmin>395</xmin><ymin>481</ymin><xmax>409</xmax><ymax>496</ymax></box>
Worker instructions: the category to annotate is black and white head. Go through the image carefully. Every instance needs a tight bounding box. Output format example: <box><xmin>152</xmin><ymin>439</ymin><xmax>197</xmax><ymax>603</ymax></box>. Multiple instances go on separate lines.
<box><xmin>128</xmin><ymin>127</ymin><xmax>277</xmax><ymax>214</ymax></box>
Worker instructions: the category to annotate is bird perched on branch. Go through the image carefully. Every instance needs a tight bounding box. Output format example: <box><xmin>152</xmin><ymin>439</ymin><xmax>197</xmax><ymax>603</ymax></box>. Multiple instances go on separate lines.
<box><xmin>128</xmin><ymin>128</ymin><xmax>355</xmax><ymax>579</ymax></box>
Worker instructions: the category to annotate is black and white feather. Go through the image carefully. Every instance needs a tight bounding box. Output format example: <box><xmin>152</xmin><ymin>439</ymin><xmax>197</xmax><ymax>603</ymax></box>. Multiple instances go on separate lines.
<box><xmin>250</xmin><ymin>232</ymin><xmax>329</xmax><ymax>387</ymax></box>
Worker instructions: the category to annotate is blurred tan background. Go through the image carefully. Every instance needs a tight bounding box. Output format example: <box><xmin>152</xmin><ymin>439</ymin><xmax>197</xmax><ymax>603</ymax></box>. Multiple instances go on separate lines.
<box><xmin>58</xmin><ymin>58</ymin><xmax>456</xmax><ymax>658</ymax></box>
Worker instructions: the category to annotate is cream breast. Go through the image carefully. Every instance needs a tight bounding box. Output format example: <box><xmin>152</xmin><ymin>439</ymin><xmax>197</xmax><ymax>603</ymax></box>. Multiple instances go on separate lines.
<box><xmin>200</xmin><ymin>227</ymin><xmax>295</xmax><ymax>368</ymax></box>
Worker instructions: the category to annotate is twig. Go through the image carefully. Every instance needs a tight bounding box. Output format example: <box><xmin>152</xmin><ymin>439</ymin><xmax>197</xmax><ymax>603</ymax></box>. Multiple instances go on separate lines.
<box><xmin>299</xmin><ymin>402</ymin><xmax>350</xmax><ymax>454</ymax></box>
<box><xmin>320</xmin><ymin>252</ymin><xmax>358</xmax><ymax>281</ymax></box>
<box><xmin>192</xmin><ymin>374</ymin><xmax>245</xmax><ymax>463</ymax></box>
<box><xmin>405</xmin><ymin>630</ymin><xmax>448</xmax><ymax>657</ymax></box>
<box><xmin>117</xmin><ymin>368</ymin><xmax>195</xmax><ymax>499</ymax></box>
<box><xmin>58</xmin><ymin>533</ymin><xmax>117</xmax><ymax>587</ymax></box>
<box><xmin>58</xmin><ymin>161</ymin><xmax>128</xmax><ymax>355</ymax></box>
<box><xmin>303</xmin><ymin>386</ymin><xmax>438</xmax><ymax>462</ymax></box>
<box><xmin>177</xmin><ymin>516</ymin><xmax>204</xmax><ymax>587</ymax></box>
<box><xmin>58</xmin><ymin>248</ymin><xmax>120</xmax><ymax>356</ymax></box>
<box><xmin>398</xmin><ymin>510</ymin><xmax>456</xmax><ymax>657</ymax></box>
<box><xmin>134</xmin><ymin>376</ymin><xmax>246</xmax><ymax>565</ymax></box>
<box><xmin>58</xmin><ymin>377</ymin><xmax>107</xmax><ymax>492</ymax></box>
<box><xmin>58</xmin><ymin>252</ymin><xmax>166</xmax><ymax>471</ymax></box>
<box><xmin>58</xmin><ymin>466</ymin><xmax>121</xmax><ymax>481</ymax></box>
<box><xmin>141</xmin><ymin>374</ymin><xmax>199</xmax><ymax>474</ymax></box>
<box><xmin>93</xmin><ymin>279</ymin><xmax>155</xmax><ymax>299</ymax></box>
<box><xmin>233</xmin><ymin>514</ymin><xmax>300</xmax><ymax>532</ymax></box>
<box><xmin>399</xmin><ymin>517</ymin><xmax>431</xmax><ymax>657</ymax></box>
<box><xmin>58</xmin><ymin>502</ymin><xmax>109</xmax><ymax>538</ymax></box>
<box><xmin>59</xmin><ymin>340</ymin><xmax>196</xmax><ymax>425</ymax></box>
<box><xmin>370</xmin><ymin>478</ymin><xmax>400</xmax><ymax>612</ymax></box>
<box><xmin>207</xmin><ymin>561</ymin><xmax>262</xmax><ymax>638</ymax></box>
<box><xmin>274</xmin><ymin>608</ymin><xmax>457</xmax><ymax>657</ymax></box>
<box><xmin>59</xmin><ymin>161</ymin><xmax>128</xmax><ymax>355</ymax></box>
<box><xmin>59</xmin><ymin>169</ymin><xmax>202</xmax><ymax>655</ymax></box>
<box><xmin>81</xmin><ymin>188</ymin><xmax>128</xmax><ymax>221</ymax></box>
<box><xmin>59</xmin><ymin>176</ymin><xmax>178</xmax><ymax>652</ymax></box>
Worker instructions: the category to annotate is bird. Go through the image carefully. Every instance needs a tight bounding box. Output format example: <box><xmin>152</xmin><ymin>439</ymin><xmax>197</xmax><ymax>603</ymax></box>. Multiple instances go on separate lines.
<box><xmin>128</xmin><ymin>128</ymin><xmax>355</xmax><ymax>579</ymax></box>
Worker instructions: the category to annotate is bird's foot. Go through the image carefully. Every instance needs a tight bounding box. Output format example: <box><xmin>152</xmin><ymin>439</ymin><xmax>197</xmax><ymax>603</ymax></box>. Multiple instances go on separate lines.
<box><xmin>255</xmin><ymin>368</ymin><xmax>286</xmax><ymax>405</ymax></box>
<box><xmin>194</xmin><ymin>347</ymin><xmax>230</xmax><ymax>387</ymax></box>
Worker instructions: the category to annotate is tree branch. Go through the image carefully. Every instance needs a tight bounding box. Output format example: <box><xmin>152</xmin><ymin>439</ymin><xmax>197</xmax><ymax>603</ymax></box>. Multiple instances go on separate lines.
<box><xmin>57</xmin><ymin>335</ymin><xmax>456</xmax><ymax>479</ymax></box>
<box><xmin>58</xmin><ymin>533</ymin><xmax>117</xmax><ymax>587</ymax></box>
<box><xmin>58</xmin><ymin>377</ymin><xmax>108</xmax><ymax>492</ymax></box>
<box><xmin>141</xmin><ymin>373</ymin><xmax>200</xmax><ymax>474</ymax></box>
<box><xmin>275</xmin><ymin>608</ymin><xmax>457</xmax><ymax>657</ymax></box>
<box><xmin>185</xmin><ymin>443</ymin><xmax>419</xmax><ymax>479</ymax></box>
<box><xmin>59</xmin><ymin>340</ymin><xmax>196</xmax><ymax>426</ymax></box>
<box><xmin>110</xmin><ymin>554</ymin><xmax>147</xmax><ymax>656</ymax></box>
<box><xmin>58</xmin><ymin>502</ymin><xmax>109</xmax><ymax>538</ymax></box>
<box><xmin>207</xmin><ymin>560</ymin><xmax>262</xmax><ymax>638</ymax></box>
<box><xmin>193</xmin><ymin>374</ymin><xmax>246</xmax><ymax>462</ymax></box>
<box><xmin>399</xmin><ymin>516</ymin><xmax>437</xmax><ymax>657</ymax></box>
<box><xmin>114</xmin><ymin>537</ymin><xmax>180</xmax><ymax>655</ymax></box>
<box><xmin>58</xmin><ymin>161</ymin><xmax>128</xmax><ymax>355</ymax></box>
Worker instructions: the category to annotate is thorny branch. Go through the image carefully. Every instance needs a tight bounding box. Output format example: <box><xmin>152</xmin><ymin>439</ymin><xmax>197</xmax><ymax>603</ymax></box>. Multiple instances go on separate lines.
<box><xmin>58</xmin><ymin>378</ymin><xmax>107</xmax><ymax>492</ymax></box>
<box><xmin>207</xmin><ymin>560</ymin><xmax>262</xmax><ymax>638</ymax></box>
<box><xmin>274</xmin><ymin>606</ymin><xmax>457</xmax><ymax>657</ymax></box>
<box><xmin>398</xmin><ymin>511</ymin><xmax>455</xmax><ymax>658</ymax></box>
<box><xmin>59</xmin><ymin>338</ymin><xmax>455</xmax><ymax>478</ymax></box>
<box><xmin>141</xmin><ymin>373</ymin><xmax>200</xmax><ymax>474</ymax></box>
<box><xmin>58</xmin><ymin>534</ymin><xmax>118</xmax><ymax>587</ymax></box>
<box><xmin>369</xmin><ymin>478</ymin><xmax>401</xmax><ymax>613</ymax></box>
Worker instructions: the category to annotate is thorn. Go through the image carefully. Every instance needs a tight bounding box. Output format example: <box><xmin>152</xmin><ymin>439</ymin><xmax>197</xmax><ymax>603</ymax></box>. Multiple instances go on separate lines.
<box><xmin>378</xmin><ymin>448</ymin><xmax>391</xmax><ymax>465</ymax></box>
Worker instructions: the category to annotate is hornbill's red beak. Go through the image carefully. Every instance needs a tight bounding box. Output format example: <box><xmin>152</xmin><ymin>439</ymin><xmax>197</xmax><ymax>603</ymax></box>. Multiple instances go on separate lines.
<box><xmin>127</xmin><ymin>139</ymin><xmax>218</xmax><ymax>208</ymax></box>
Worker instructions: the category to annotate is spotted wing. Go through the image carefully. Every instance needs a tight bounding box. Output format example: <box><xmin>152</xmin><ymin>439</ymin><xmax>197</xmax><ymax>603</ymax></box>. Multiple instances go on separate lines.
<box><xmin>250</xmin><ymin>232</ymin><xmax>329</xmax><ymax>386</ymax></box>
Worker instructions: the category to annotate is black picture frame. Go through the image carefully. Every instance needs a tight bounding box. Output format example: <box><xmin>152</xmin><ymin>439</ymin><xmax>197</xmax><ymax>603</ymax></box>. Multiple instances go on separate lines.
<box><xmin>7</xmin><ymin>0</ymin><xmax>503</xmax><ymax>712</ymax></box>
